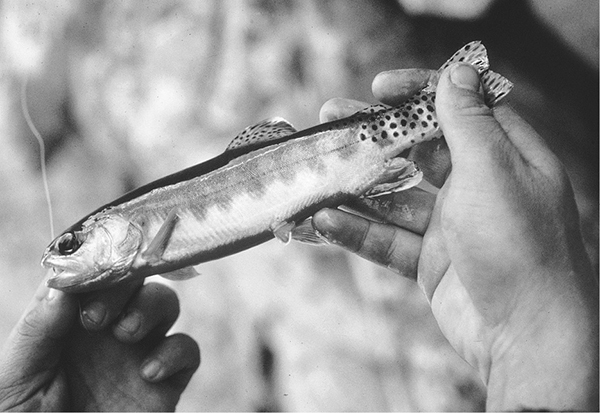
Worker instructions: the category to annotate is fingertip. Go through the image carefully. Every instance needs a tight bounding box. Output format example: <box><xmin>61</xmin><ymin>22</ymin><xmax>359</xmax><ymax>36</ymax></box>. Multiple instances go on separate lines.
<box><xmin>313</xmin><ymin>208</ymin><xmax>371</xmax><ymax>253</ymax></box>
<box><xmin>372</xmin><ymin>69</ymin><xmax>434</xmax><ymax>105</ymax></box>
<box><xmin>312</xmin><ymin>208</ymin><xmax>343</xmax><ymax>241</ymax></box>
<box><xmin>319</xmin><ymin>98</ymin><xmax>368</xmax><ymax>123</ymax></box>
<box><xmin>141</xmin><ymin>334</ymin><xmax>200</xmax><ymax>384</ymax></box>
<box><xmin>113</xmin><ymin>282</ymin><xmax>180</xmax><ymax>343</ymax></box>
<box><xmin>436</xmin><ymin>63</ymin><xmax>487</xmax><ymax>116</ymax></box>
<box><xmin>141</xmin><ymin>359</ymin><xmax>164</xmax><ymax>382</ymax></box>
<box><xmin>79</xmin><ymin>279</ymin><xmax>144</xmax><ymax>330</ymax></box>
<box><xmin>448</xmin><ymin>63</ymin><xmax>481</xmax><ymax>93</ymax></box>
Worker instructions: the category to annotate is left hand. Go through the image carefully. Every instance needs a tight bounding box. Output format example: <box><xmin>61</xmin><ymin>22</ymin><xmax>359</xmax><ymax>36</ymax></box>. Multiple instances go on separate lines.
<box><xmin>0</xmin><ymin>278</ymin><xmax>200</xmax><ymax>411</ymax></box>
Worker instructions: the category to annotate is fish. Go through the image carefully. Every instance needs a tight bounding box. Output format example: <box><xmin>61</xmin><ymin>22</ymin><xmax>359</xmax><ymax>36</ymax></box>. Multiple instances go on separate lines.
<box><xmin>41</xmin><ymin>41</ymin><xmax>512</xmax><ymax>292</ymax></box>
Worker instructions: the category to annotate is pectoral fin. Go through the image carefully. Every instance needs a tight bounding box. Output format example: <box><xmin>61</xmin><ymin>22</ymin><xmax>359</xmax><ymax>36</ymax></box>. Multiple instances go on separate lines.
<box><xmin>142</xmin><ymin>209</ymin><xmax>179</xmax><ymax>264</ymax></box>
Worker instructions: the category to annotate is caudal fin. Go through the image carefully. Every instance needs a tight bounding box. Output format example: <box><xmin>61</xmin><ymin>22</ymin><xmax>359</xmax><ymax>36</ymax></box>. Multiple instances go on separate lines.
<box><xmin>432</xmin><ymin>41</ymin><xmax>513</xmax><ymax>106</ymax></box>
<box><xmin>438</xmin><ymin>40</ymin><xmax>489</xmax><ymax>74</ymax></box>
<box><xmin>481</xmin><ymin>69</ymin><xmax>513</xmax><ymax>106</ymax></box>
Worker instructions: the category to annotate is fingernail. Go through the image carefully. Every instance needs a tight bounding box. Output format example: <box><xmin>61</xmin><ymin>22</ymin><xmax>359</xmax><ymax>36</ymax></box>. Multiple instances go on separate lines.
<box><xmin>312</xmin><ymin>210</ymin><xmax>335</xmax><ymax>240</ymax></box>
<box><xmin>117</xmin><ymin>310</ymin><xmax>141</xmax><ymax>335</ymax></box>
<box><xmin>82</xmin><ymin>302</ymin><xmax>106</xmax><ymax>326</ymax></box>
<box><xmin>46</xmin><ymin>287</ymin><xmax>60</xmax><ymax>302</ymax></box>
<box><xmin>449</xmin><ymin>64</ymin><xmax>480</xmax><ymax>92</ymax></box>
<box><xmin>141</xmin><ymin>359</ymin><xmax>162</xmax><ymax>380</ymax></box>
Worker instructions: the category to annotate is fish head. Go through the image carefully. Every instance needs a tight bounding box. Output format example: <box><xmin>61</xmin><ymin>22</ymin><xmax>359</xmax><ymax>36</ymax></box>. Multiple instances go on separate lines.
<box><xmin>41</xmin><ymin>213</ymin><xmax>144</xmax><ymax>292</ymax></box>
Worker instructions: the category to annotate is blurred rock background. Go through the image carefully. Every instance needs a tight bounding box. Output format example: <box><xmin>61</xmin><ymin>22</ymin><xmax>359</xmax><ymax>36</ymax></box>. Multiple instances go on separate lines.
<box><xmin>0</xmin><ymin>0</ymin><xmax>597</xmax><ymax>411</ymax></box>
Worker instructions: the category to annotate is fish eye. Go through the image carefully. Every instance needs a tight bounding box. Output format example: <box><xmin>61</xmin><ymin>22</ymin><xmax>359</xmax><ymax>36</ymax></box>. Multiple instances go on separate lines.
<box><xmin>57</xmin><ymin>232</ymin><xmax>81</xmax><ymax>255</ymax></box>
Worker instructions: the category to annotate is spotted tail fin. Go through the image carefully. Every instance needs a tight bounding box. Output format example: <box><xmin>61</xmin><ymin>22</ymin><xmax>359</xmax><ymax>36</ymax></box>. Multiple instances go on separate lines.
<box><xmin>438</xmin><ymin>40</ymin><xmax>489</xmax><ymax>74</ymax></box>
<box><xmin>427</xmin><ymin>41</ymin><xmax>513</xmax><ymax>106</ymax></box>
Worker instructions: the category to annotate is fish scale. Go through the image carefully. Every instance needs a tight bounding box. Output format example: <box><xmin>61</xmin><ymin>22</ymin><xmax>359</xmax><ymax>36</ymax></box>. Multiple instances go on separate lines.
<box><xmin>41</xmin><ymin>41</ymin><xmax>513</xmax><ymax>292</ymax></box>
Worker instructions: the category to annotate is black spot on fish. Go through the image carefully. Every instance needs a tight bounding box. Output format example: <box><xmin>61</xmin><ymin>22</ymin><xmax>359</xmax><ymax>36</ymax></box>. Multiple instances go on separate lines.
<box><xmin>426</xmin><ymin>114</ymin><xmax>433</xmax><ymax>121</ymax></box>
<box><xmin>371</xmin><ymin>136</ymin><xmax>377</xmax><ymax>142</ymax></box>
<box><xmin>381</xmin><ymin>131</ymin><xmax>387</xmax><ymax>139</ymax></box>
<box><xmin>402</xmin><ymin>130</ymin><xmax>408</xmax><ymax>136</ymax></box>
<box><xmin>409</xmin><ymin>122</ymin><xmax>416</xmax><ymax>129</ymax></box>
<box><xmin>393</xmin><ymin>131</ymin><xmax>399</xmax><ymax>137</ymax></box>
<box><xmin>360</xmin><ymin>133</ymin><xmax>367</xmax><ymax>140</ymax></box>
<box><xmin>421</xmin><ymin>95</ymin><xmax>428</xmax><ymax>102</ymax></box>
<box><xmin>417</xmin><ymin>108</ymin><xmax>424</xmax><ymax>115</ymax></box>
<box><xmin>433</xmin><ymin>122</ymin><xmax>438</xmax><ymax>128</ymax></box>
<box><xmin>412</xmin><ymin>114</ymin><xmax>419</xmax><ymax>120</ymax></box>
<box><xmin>372</xmin><ymin>125</ymin><xmax>378</xmax><ymax>131</ymax></box>
<box><xmin>379</xmin><ymin>120</ymin><xmax>385</xmax><ymax>127</ymax></box>
<box><xmin>385</xmin><ymin>115</ymin><xmax>391</xmax><ymax>120</ymax></box>
<box><xmin>394</xmin><ymin>112</ymin><xmax>400</xmax><ymax>118</ymax></box>
<box><xmin>361</xmin><ymin>124</ymin><xmax>367</xmax><ymax>129</ymax></box>
<box><xmin>421</xmin><ymin>121</ymin><xmax>428</xmax><ymax>128</ymax></box>
<box><xmin>390</xmin><ymin>122</ymin><xmax>397</xmax><ymax>129</ymax></box>
<box><xmin>410</xmin><ymin>139</ymin><xmax>415</xmax><ymax>143</ymax></box>
<box><xmin>400</xmin><ymin>119</ymin><xmax>407</xmax><ymax>127</ymax></box>
<box><xmin>402</xmin><ymin>111</ymin><xmax>409</xmax><ymax>117</ymax></box>
<box><xmin>426</xmin><ymin>105</ymin><xmax>434</xmax><ymax>112</ymax></box>
<box><xmin>405</xmin><ymin>105</ymin><xmax>412</xmax><ymax>111</ymax></box>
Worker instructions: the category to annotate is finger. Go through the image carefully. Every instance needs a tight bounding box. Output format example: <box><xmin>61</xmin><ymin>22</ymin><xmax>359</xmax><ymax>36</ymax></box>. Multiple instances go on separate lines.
<box><xmin>313</xmin><ymin>208</ymin><xmax>422</xmax><ymax>280</ymax></box>
<box><xmin>406</xmin><ymin>138</ymin><xmax>451</xmax><ymax>188</ymax></box>
<box><xmin>113</xmin><ymin>282</ymin><xmax>180</xmax><ymax>343</ymax></box>
<box><xmin>372</xmin><ymin>69</ymin><xmax>436</xmax><ymax>106</ymax></box>
<box><xmin>343</xmin><ymin>187</ymin><xmax>436</xmax><ymax>235</ymax></box>
<box><xmin>0</xmin><ymin>280</ymin><xmax>78</xmax><ymax>378</ymax></box>
<box><xmin>79</xmin><ymin>278</ymin><xmax>144</xmax><ymax>330</ymax></box>
<box><xmin>493</xmin><ymin>104</ymin><xmax>564</xmax><ymax>174</ymax></box>
<box><xmin>140</xmin><ymin>333</ymin><xmax>200</xmax><ymax>388</ymax></box>
<box><xmin>319</xmin><ymin>98</ymin><xmax>370</xmax><ymax>123</ymax></box>
<box><xmin>436</xmin><ymin>63</ymin><xmax>515</xmax><ymax>174</ymax></box>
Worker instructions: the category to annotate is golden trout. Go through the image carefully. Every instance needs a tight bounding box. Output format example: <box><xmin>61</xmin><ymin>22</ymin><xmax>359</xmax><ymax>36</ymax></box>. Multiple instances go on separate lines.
<box><xmin>41</xmin><ymin>41</ymin><xmax>512</xmax><ymax>292</ymax></box>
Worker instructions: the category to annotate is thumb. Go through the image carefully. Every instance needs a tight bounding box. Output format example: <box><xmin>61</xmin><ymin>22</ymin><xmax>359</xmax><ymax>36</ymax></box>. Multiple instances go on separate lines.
<box><xmin>436</xmin><ymin>63</ymin><xmax>511</xmax><ymax>174</ymax></box>
<box><xmin>0</xmin><ymin>280</ymin><xmax>78</xmax><ymax>378</ymax></box>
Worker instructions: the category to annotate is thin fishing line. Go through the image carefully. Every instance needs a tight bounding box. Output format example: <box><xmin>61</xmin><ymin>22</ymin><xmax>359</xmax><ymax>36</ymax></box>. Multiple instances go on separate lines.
<box><xmin>21</xmin><ymin>76</ymin><xmax>55</xmax><ymax>240</ymax></box>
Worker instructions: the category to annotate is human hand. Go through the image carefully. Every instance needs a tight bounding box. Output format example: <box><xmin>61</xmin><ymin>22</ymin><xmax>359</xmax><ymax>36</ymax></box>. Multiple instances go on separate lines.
<box><xmin>0</xmin><ymin>278</ymin><xmax>199</xmax><ymax>411</ymax></box>
<box><xmin>314</xmin><ymin>65</ymin><xmax>598</xmax><ymax>410</ymax></box>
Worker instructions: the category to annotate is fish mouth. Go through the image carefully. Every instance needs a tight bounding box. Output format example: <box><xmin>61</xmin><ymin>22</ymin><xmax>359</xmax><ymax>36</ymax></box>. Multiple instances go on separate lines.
<box><xmin>45</xmin><ymin>267</ymin><xmax>96</xmax><ymax>291</ymax></box>
<box><xmin>41</xmin><ymin>253</ymin><xmax>100</xmax><ymax>292</ymax></box>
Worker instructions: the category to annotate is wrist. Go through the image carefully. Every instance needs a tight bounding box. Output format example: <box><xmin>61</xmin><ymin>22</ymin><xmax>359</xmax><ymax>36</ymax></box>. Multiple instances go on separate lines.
<box><xmin>486</xmin><ymin>269</ymin><xmax>598</xmax><ymax>411</ymax></box>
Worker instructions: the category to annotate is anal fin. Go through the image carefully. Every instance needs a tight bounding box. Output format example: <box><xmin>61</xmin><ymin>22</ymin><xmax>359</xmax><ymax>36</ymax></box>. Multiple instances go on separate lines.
<box><xmin>290</xmin><ymin>218</ymin><xmax>328</xmax><ymax>245</ymax></box>
<box><xmin>363</xmin><ymin>158</ymin><xmax>423</xmax><ymax>198</ymax></box>
<box><xmin>271</xmin><ymin>219</ymin><xmax>328</xmax><ymax>245</ymax></box>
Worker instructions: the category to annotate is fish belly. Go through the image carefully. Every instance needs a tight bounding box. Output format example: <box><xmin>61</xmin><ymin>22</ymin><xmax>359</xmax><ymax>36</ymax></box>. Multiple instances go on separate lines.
<box><xmin>134</xmin><ymin>130</ymin><xmax>388</xmax><ymax>267</ymax></box>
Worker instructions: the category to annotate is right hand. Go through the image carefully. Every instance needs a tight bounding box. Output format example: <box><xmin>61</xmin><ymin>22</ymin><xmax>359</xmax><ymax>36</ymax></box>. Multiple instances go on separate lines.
<box><xmin>0</xmin><ymin>279</ymin><xmax>200</xmax><ymax>411</ymax></box>
<box><xmin>314</xmin><ymin>64</ymin><xmax>598</xmax><ymax>411</ymax></box>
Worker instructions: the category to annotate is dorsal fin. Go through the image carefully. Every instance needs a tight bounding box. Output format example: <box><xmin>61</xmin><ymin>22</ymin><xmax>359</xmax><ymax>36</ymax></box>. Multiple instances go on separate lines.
<box><xmin>225</xmin><ymin>117</ymin><xmax>297</xmax><ymax>152</ymax></box>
